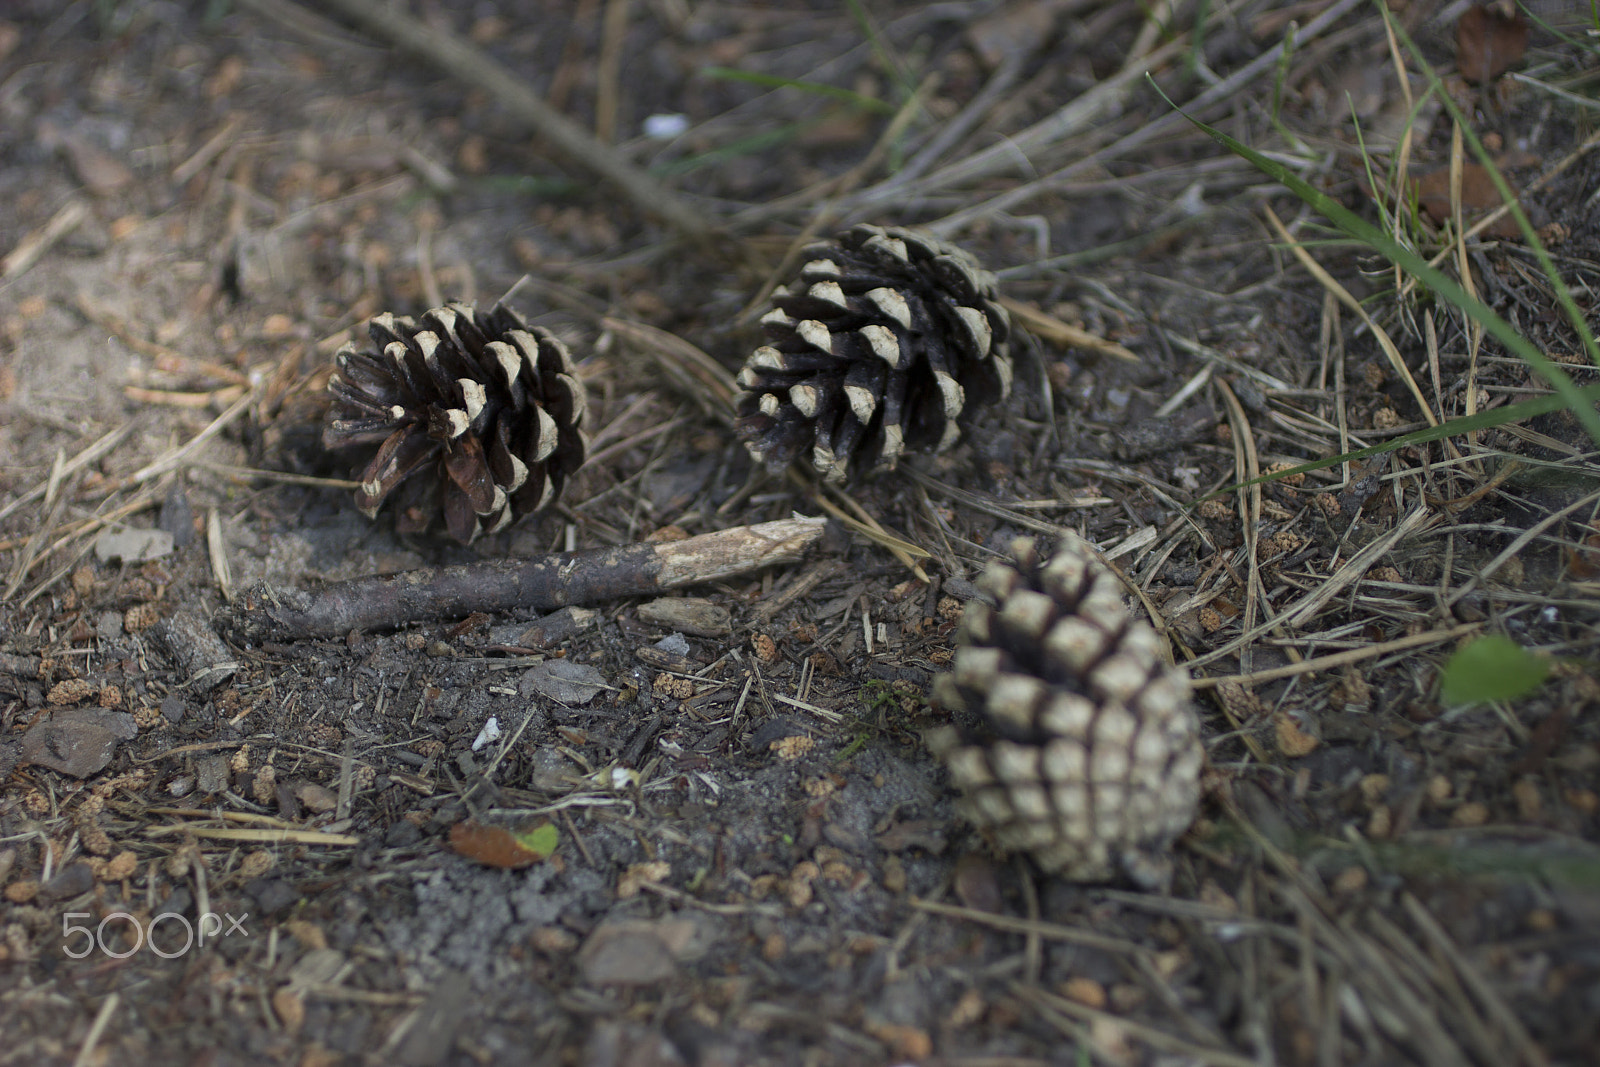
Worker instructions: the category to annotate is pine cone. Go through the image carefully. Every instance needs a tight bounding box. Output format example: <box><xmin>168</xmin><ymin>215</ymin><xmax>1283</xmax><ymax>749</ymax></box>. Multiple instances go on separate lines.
<box><xmin>929</xmin><ymin>536</ymin><xmax>1202</xmax><ymax>887</ymax></box>
<box><xmin>322</xmin><ymin>302</ymin><xmax>587</xmax><ymax>544</ymax></box>
<box><xmin>735</xmin><ymin>224</ymin><xmax>1012</xmax><ymax>483</ymax></box>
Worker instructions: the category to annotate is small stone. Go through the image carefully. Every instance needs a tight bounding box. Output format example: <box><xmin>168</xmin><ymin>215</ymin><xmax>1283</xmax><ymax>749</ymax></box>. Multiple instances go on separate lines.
<box><xmin>1566</xmin><ymin>788</ymin><xmax>1598</xmax><ymax>816</ymax></box>
<box><xmin>787</xmin><ymin>861</ymin><xmax>819</xmax><ymax>908</ymax></box>
<box><xmin>948</xmin><ymin>987</ymin><xmax>985</xmax><ymax>1028</ymax></box>
<box><xmin>40</xmin><ymin>862</ymin><xmax>95</xmax><ymax>901</ymax></box>
<box><xmin>1367</xmin><ymin>804</ymin><xmax>1393</xmax><ymax>839</ymax></box>
<box><xmin>518</xmin><ymin>660</ymin><xmax>608</xmax><ymax>705</ymax></box>
<box><xmin>577</xmin><ymin>917</ymin><xmax>711</xmax><ymax>986</ymax></box>
<box><xmin>1358</xmin><ymin>774</ymin><xmax>1390</xmax><ymax>804</ymax></box>
<box><xmin>245</xmin><ymin>876</ymin><xmax>301</xmax><ymax>916</ymax></box>
<box><xmin>863</xmin><ymin>1022</ymin><xmax>932</xmax><ymax>1062</ymax></box>
<box><xmin>530</xmin><ymin>926</ymin><xmax>579</xmax><ymax>954</ymax></box>
<box><xmin>1332</xmin><ymin>866</ymin><xmax>1369</xmax><ymax>894</ymax></box>
<box><xmin>1276</xmin><ymin>712</ymin><xmax>1321</xmax><ymax>757</ymax></box>
<box><xmin>272</xmin><ymin>988</ymin><xmax>306</xmax><ymax>1035</ymax></box>
<box><xmin>953</xmin><ymin>853</ymin><xmax>1003</xmax><ymax>914</ymax></box>
<box><xmin>616</xmin><ymin>861</ymin><xmax>671</xmax><ymax>899</ymax></box>
<box><xmin>22</xmin><ymin>718</ymin><xmax>121</xmax><ymax>778</ymax></box>
<box><xmin>1061</xmin><ymin>976</ymin><xmax>1107</xmax><ymax>1010</ymax></box>
<box><xmin>94</xmin><ymin>527</ymin><xmax>174</xmax><ymax>563</ymax></box>
<box><xmin>1512</xmin><ymin>778</ymin><xmax>1542</xmax><ymax>820</ymax></box>
<box><xmin>881</xmin><ymin>855</ymin><xmax>907</xmax><ymax>894</ymax></box>
<box><xmin>1526</xmin><ymin>908</ymin><xmax>1558</xmax><ymax>932</ymax></box>
<box><xmin>4</xmin><ymin>880</ymin><xmax>39</xmax><ymax>904</ymax></box>
<box><xmin>291</xmin><ymin>782</ymin><xmax>338</xmax><ymax>813</ymax></box>
<box><xmin>1425</xmin><ymin>775</ymin><xmax>1452</xmax><ymax>804</ymax></box>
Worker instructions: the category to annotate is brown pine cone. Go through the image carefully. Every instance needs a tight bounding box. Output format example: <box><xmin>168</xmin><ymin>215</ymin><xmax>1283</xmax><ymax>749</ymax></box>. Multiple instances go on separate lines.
<box><xmin>735</xmin><ymin>224</ymin><xmax>1012</xmax><ymax>483</ymax></box>
<box><xmin>929</xmin><ymin>536</ymin><xmax>1202</xmax><ymax>887</ymax></box>
<box><xmin>322</xmin><ymin>302</ymin><xmax>587</xmax><ymax>544</ymax></box>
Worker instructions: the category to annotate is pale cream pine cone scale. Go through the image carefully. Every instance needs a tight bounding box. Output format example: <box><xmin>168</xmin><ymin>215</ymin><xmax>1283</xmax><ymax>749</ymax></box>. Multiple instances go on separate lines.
<box><xmin>929</xmin><ymin>536</ymin><xmax>1202</xmax><ymax>887</ymax></box>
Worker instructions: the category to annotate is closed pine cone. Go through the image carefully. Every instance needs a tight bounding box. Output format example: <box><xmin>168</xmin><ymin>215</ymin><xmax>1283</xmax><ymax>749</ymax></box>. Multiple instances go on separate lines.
<box><xmin>929</xmin><ymin>536</ymin><xmax>1202</xmax><ymax>887</ymax></box>
<box><xmin>735</xmin><ymin>224</ymin><xmax>1012</xmax><ymax>483</ymax></box>
<box><xmin>322</xmin><ymin>302</ymin><xmax>587</xmax><ymax>544</ymax></box>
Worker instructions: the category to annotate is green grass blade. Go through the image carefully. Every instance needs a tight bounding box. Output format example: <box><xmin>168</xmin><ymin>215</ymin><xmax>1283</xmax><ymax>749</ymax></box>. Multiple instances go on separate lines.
<box><xmin>1148</xmin><ymin>79</ymin><xmax>1600</xmax><ymax>449</ymax></box>
<box><xmin>1197</xmin><ymin>381</ymin><xmax>1600</xmax><ymax>499</ymax></box>
<box><xmin>1381</xmin><ymin>6</ymin><xmax>1600</xmax><ymax>374</ymax></box>
<box><xmin>701</xmin><ymin>66</ymin><xmax>896</xmax><ymax>115</ymax></box>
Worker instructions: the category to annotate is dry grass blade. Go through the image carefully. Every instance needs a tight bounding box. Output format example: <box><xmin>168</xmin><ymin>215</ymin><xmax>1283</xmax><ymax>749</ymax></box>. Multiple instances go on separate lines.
<box><xmin>1001</xmin><ymin>296</ymin><xmax>1139</xmax><ymax>363</ymax></box>
<box><xmin>124</xmin><ymin>389</ymin><xmax>259</xmax><ymax>489</ymax></box>
<box><xmin>1445</xmin><ymin>486</ymin><xmax>1600</xmax><ymax>610</ymax></box>
<box><xmin>1215</xmin><ymin>377</ymin><xmax>1267</xmax><ymax>675</ymax></box>
<box><xmin>250</xmin><ymin>0</ymin><xmax>715</xmax><ymax>243</ymax></box>
<box><xmin>1190</xmin><ymin>622</ymin><xmax>1480</xmax><ymax>689</ymax></box>
<box><xmin>902</xmin><ymin>466</ymin><xmax>1074</xmax><ymax>541</ymax></box>
<box><xmin>1</xmin><ymin>197</ymin><xmax>88</xmax><ymax>279</ymax></box>
<box><xmin>1283</xmin><ymin>505</ymin><xmax>1436</xmax><ymax>628</ymax></box>
<box><xmin>924</xmin><ymin>0</ymin><xmax>1368</xmax><ymax>235</ymax></box>
<box><xmin>600</xmin><ymin>316</ymin><xmax>737</xmax><ymax>424</ymax></box>
<box><xmin>0</xmin><ymin>424</ymin><xmax>133</xmax><ymax>526</ymax></box>
<box><xmin>908</xmin><ymin>896</ymin><xmax>1143</xmax><ymax>955</ymax></box>
<box><xmin>3</xmin><ymin>459</ymin><xmax>76</xmax><ymax>601</ymax></box>
<box><xmin>1263</xmin><ymin>205</ymin><xmax>1438</xmax><ymax>428</ymax></box>
<box><xmin>144</xmin><ymin>825</ymin><xmax>361</xmax><ymax>845</ymax></box>
<box><xmin>1015</xmin><ymin>984</ymin><xmax>1259</xmax><ymax>1067</ymax></box>
<box><xmin>1401</xmin><ymin>893</ymin><xmax>1549</xmax><ymax>1067</ymax></box>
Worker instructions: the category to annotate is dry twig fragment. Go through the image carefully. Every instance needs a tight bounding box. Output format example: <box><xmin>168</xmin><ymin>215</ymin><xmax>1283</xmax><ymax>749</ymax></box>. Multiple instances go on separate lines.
<box><xmin>227</xmin><ymin>516</ymin><xmax>831</xmax><ymax>639</ymax></box>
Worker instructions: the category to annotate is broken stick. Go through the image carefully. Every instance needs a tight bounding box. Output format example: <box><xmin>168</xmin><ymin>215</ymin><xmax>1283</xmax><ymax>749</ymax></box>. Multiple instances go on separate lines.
<box><xmin>225</xmin><ymin>516</ymin><xmax>832</xmax><ymax>641</ymax></box>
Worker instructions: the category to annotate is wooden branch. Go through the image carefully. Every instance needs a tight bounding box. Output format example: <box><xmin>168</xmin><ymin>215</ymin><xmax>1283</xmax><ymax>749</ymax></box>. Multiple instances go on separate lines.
<box><xmin>225</xmin><ymin>517</ymin><xmax>832</xmax><ymax>640</ymax></box>
<box><xmin>249</xmin><ymin>0</ymin><xmax>716</xmax><ymax>244</ymax></box>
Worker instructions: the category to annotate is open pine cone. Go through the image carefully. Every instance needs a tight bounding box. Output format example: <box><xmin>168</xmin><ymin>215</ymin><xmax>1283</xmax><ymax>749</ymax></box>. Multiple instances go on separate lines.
<box><xmin>929</xmin><ymin>536</ymin><xmax>1202</xmax><ymax>887</ymax></box>
<box><xmin>322</xmin><ymin>302</ymin><xmax>587</xmax><ymax>544</ymax></box>
<box><xmin>735</xmin><ymin>224</ymin><xmax>1012</xmax><ymax>483</ymax></box>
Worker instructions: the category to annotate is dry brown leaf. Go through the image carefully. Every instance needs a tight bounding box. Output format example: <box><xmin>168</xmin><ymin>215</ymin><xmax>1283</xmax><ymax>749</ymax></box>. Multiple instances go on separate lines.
<box><xmin>1457</xmin><ymin>4</ymin><xmax>1528</xmax><ymax>84</ymax></box>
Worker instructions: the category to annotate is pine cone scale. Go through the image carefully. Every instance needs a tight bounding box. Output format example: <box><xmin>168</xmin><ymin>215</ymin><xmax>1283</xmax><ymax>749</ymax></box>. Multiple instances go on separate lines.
<box><xmin>323</xmin><ymin>302</ymin><xmax>587</xmax><ymax>543</ymax></box>
<box><xmin>930</xmin><ymin>536</ymin><xmax>1203</xmax><ymax>887</ymax></box>
<box><xmin>735</xmin><ymin>224</ymin><xmax>1012</xmax><ymax>482</ymax></box>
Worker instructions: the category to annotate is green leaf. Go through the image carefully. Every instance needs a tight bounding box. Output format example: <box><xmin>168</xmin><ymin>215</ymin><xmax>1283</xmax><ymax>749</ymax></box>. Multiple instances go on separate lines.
<box><xmin>1438</xmin><ymin>636</ymin><xmax>1550</xmax><ymax>707</ymax></box>
<box><xmin>514</xmin><ymin>822</ymin><xmax>560</xmax><ymax>859</ymax></box>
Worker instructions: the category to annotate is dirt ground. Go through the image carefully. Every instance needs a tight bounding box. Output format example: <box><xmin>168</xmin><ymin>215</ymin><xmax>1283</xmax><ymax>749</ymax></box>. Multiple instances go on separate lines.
<box><xmin>2</xmin><ymin>1</ymin><xmax>1599</xmax><ymax>1065</ymax></box>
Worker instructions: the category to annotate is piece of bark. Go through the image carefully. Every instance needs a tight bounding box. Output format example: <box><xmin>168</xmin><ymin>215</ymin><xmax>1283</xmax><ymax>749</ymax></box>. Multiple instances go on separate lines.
<box><xmin>227</xmin><ymin>517</ymin><xmax>831</xmax><ymax>640</ymax></box>
<box><xmin>637</xmin><ymin>597</ymin><xmax>731</xmax><ymax>637</ymax></box>
<box><xmin>155</xmin><ymin>611</ymin><xmax>239</xmax><ymax>694</ymax></box>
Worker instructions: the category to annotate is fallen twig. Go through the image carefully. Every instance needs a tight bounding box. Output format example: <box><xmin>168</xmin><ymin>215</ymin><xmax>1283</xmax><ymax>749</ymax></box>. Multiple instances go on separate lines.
<box><xmin>251</xmin><ymin>0</ymin><xmax>716</xmax><ymax>243</ymax></box>
<box><xmin>226</xmin><ymin>516</ymin><xmax>833</xmax><ymax>639</ymax></box>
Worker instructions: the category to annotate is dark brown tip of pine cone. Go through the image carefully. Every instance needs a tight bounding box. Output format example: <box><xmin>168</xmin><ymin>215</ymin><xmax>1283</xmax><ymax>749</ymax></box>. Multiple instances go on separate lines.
<box><xmin>929</xmin><ymin>535</ymin><xmax>1201</xmax><ymax>886</ymax></box>
<box><xmin>734</xmin><ymin>224</ymin><xmax>1012</xmax><ymax>483</ymax></box>
<box><xmin>322</xmin><ymin>302</ymin><xmax>588</xmax><ymax>544</ymax></box>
